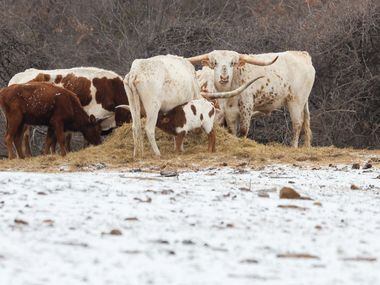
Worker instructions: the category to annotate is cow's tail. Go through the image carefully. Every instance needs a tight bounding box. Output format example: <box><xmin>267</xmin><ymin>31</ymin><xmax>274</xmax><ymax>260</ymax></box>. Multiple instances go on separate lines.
<box><xmin>302</xmin><ymin>101</ymin><xmax>312</xmax><ymax>147</ymax></box>
<box><xmin>123</xmin><ymin>73</ymin><xmax>143</xmax><ymax>158</ymax></box>
<box><xmin>0</xmin><ymin>88</ymin><xmax>7</xmax><ymax>131</ymax></box>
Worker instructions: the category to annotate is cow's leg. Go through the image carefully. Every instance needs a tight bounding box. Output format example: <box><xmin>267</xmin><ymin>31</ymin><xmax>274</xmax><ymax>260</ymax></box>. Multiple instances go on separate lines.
<box><xmin>238</xmin><ymin>114</ymin><xmax>251</xmax><ymax>138</ymax></box>
<box><xmin>5</xmin><ymin>131</ymin><xmax>16</xmax><ymax>159</ymax></box>
<box><xmin>207</xmin><ymin>129</ymin><xmax>216</xmax><ymax>153</ymax></box>
<box><xmin>14</xmin><ymin>124</ymin><xmax>26</xmax><ymax>159</ymax></box>
<box><xmin>238</xmin><ymin>93</ymin><xmax>254</xmax><ymax>138</ymax></box>
<box><xmin>23</xmin><ymin>125</ymin><xmax>32</xmax><ymax>157</ymax></box>
<box><xmin>50</xmin><ymin>120</ymin><xmax>67</xmax><ymax>156</ymax></box>
<box><xmin>174</xmin><ymin>131</ymin><xmax>186</xmax><ymax>153</ymax></box>
<box><xmin>287</xmin><ymin>101</ymin><xmax>304</xmax><ymax>148</ymax></box>
<box><xmin>44</xmin><ymin>127</ymin><xmax>55</xmax><ymax>155</ymax></box>
<box><xmin>302</xmin><ymin>102</ymin><xmax>312</xmax><ymax>147</ymax></box>
<box><xmin>144</xmin><ymin>106</ymin><xmax>161</xmax><ymax>156</ymax></box>
<box><xmin>5</xmin><ymin>112</ymin><xmax>22</xmax><ymax>159</ymax></box>
<box><xmin>65</xmin><ymin>132</ymin><xmax>72</xmax><ymax>152</ymax></box>
<box><xmin>238</xmin><ymin>107</ymin><xmax>252</xmax><ymax>138</ymax></box>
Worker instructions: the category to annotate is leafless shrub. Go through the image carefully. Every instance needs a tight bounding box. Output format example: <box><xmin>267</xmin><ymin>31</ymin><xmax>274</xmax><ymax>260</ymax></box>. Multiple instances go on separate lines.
<box><xmin>0</xmin><ymin>0</ymin><xmax>378</xmax><ymax>156</ymax></box>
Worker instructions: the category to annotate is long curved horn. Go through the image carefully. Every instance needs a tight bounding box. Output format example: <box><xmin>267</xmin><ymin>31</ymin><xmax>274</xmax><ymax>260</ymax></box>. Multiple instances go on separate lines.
<box><xmin>239</xmin><ymin>54</ymin><xmax>278</xmax><ymax>66</ymax></box>
<box><xmin>96</xmin><ymin>114</ymin><xmax>114</xmax><ymax>124</ymax></box>
<box><xmin>115</xmin><ymin>104</ymin><xmax>130</xmax><ymax>110</ymax></box>
<box><xmin>202</xmin><ymin>76</ymin><xmax>264</xmax><ymax>99</ymax></box>
<box><xmin>186</xmin><ymin>53</ymin><xmax>210</xmax><ymax>65</ymax></box>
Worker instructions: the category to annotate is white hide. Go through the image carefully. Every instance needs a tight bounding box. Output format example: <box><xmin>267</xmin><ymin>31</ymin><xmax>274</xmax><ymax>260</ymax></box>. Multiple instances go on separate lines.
<box><xmin>176</xmin><ymin>99</ymin><xmax>215</xmax><ymax>135</ymax></box>
<box><xmin>124</xmin><ymin>55</ymin><xmax>201</xmax><ymax>157</ymax></box>
<box><xmin>198</xmin><ymin>50</ymin><xmax>315</xmax><ymax>147</ymax></box>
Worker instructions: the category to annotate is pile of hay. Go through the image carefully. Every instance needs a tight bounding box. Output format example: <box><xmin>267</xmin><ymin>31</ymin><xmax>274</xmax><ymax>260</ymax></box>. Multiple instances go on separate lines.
<box><xmin>0</xmin><ymin>123</ymin><xmax>378</xmax><ymax>172</ymax></box>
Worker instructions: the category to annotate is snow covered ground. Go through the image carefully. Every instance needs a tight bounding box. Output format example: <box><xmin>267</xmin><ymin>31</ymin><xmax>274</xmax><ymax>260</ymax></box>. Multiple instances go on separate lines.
<box><xmin>0</xmin><ymin>165</ymin><xmax>379</xmax><ymax>285</ymax></box>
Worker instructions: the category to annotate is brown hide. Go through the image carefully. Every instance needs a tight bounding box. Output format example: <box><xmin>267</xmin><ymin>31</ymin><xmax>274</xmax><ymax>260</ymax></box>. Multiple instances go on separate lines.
<box><xmin>0</xmin><ymin>83</ymin><xmax>102</xmax><ymax>158</ymax></box>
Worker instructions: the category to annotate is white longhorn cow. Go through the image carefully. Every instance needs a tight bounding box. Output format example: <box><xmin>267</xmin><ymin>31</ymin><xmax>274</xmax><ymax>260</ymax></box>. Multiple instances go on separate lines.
<box><xmin>121</xmin><ymin>54</ymin><xmax>264</xmax><ymax>157</ymax></box>
<box><xmin>188</xmin><ymin>50</ymin><xmax>315</xmax><ymax>147</ymax></box>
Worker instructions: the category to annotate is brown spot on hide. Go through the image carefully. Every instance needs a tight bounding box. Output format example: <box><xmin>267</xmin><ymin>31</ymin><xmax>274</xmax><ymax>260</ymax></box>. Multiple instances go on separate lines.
<box><xmin>54</xmin><ymin>75</ymin><xmax>63</xmax><ymax>84</ymax></box>
<box><xmin>156</xmin><ymin>104</ymin><xmax>187</xmax><ymax>136</ymax></box>
<box><xmin>191</xmin><ymin>105</ymin><xmax>196</xmax><ymax>115</ymax></box>
<box><xmin>30</xmin><ymin>73</ymin><xmax>51</xmax><ymax>82</ymax></box>
<box><xmin>61</xmin><ymin>73</ymin><xmax>92</xmax><ymax>106</ymax></box>
<box><xmin>200</xmin><ymin>114</ymin><xmax>203</xmax><ymax>121</ymax></box>
<box><xmin>92</xmin><ymin>77</ymin><xmax>130</xmax><ymax>125</ymax></box>
<box><xmin>208</xmin><ymin>108</ymin><xmax>215</xmax><ymax>118</ymax></box>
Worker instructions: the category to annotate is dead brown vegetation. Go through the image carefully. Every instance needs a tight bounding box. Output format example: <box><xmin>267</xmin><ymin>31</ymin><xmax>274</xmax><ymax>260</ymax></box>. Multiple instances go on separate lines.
<box><xmin>0</xmin><ymin>124</ymin><xmax>378</xmax><ymax>172</ymax></box>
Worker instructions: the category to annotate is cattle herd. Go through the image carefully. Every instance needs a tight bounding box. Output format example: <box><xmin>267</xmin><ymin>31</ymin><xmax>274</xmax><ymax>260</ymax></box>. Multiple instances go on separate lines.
<box><xmin>0</xmin><ymin>50</ymin><xmax>315</xmax><ymax>159</ymax></box>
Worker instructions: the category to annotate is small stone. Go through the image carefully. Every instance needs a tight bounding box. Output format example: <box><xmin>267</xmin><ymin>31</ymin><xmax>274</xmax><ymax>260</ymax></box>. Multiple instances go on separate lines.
<box><xmin>351</xmin><ymin>184</ymin><xmax>360</xmax><ymax>190</ymax></box>
<box><xmin>14</xmin><ymin>219</ymin><xmax>28</xmax><ymax>225</ymax></box>
<box><xmin>239</xmin><ymin>187</ymin><xmax>251</xmax><ymax>192</ymax></box>
<box><xmin>315</xmin><ymin>225</ymin><xmax>322</xmax><ymax>230</ymax></box>
<box><xmin>363</xmin><ymin>162</ymin><xmax>372</xmax><ymax>169</ymax></box>
<box><xmin>277</xmin><ymin>253</ymin><xmax>319</xmax><ymax>259</ymax></box>
<box><xmin>313</xmin><ymin>201</ymin><xmax>322</xmax><ymax>206</ymax></box>
<box><xmin>278</xmin><ymin>205</ymin><xmax>308</xmax><ymax>211</ymax></box>
<box><xmin>109</xmin><ymin>229</ymin><xmax>122</xmax><ymax>236</ymax></box>
<box><xmin>134</xmin><ymin>196</ymin><xmax>152</xmax><ymax>203</ymax></box>
<box><xmin>240</xmin><ymin>258</ymin><xmax>259</xmax><ymax>264</ymax></box>
<box><xmin>124</xmin><ymin>217</ymin><xmax>138</xmax><ymax>221</ymax></box>
<box><xmin>279</xmin><ymin>187</ymin><xmax>301</xmax><ymax>199</ymax></box>
<box><xmin>258</xmin><ymin>191</ymin><xmax>269</xmax><ymax>198</ymax></box>
<box><xmin>42</xmin><ymin>219</ymin><xmax>54</xmax><ymax>225</ymax></box>
<box><xmin>352</xmin><ymin>163</ymin><xmax>360</xmax><ymax>169</ymax></box>
<box><xmin>160</xmin><ymin>170</ymin><xmax>178</xmax><ymax>177</ymax></box>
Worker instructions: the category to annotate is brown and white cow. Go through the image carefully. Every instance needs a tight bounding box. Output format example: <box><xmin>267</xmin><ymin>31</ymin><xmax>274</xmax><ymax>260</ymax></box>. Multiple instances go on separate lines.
<box><xmin>188</xmin><ymin>50</ymin><xmax>314</xmax><ymax>147</ymax></box>
<box><xmin>0</xmin><ymin>83</ymin><xmax>102</xmax><ymax>159</ymax></box>
<box><xmin>8</xmin><ymin>67</ymin><xmax>130</xmax><ymax>154</ymax></box>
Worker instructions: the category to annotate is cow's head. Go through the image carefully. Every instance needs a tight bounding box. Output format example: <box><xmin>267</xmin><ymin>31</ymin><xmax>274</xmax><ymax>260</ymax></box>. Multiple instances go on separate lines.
<box><xmin>81</xmin><ymin>114</ymin><xmax>108</xmax><ymax>146</ymax></box>
<box><xmin>188</xmin><ymin>50</ymin><xmax>278</xmax><ymax>92</ymax></box>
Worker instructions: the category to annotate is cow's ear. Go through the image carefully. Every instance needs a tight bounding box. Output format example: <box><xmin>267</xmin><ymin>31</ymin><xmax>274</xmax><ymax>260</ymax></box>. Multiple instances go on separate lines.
<box><xmin>238</xmin><ymin>60</ymin><xmax>246</xmax><ymax>67</ymax></box>
<box><xmin>89</xmin><ymin>114</ymin><xmax>96</xmax><ymax>124</ymax></box>
<box><xmin>201</xmin><ymin>59</ymin><xmax>211</xmax><ymax>68</ymax></box>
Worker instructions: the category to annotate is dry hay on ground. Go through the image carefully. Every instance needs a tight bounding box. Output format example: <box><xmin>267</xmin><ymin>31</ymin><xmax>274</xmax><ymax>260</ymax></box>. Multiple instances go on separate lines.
<box><xmin>0</xmin><ymin>124</ymin><xmax>378</xmax><ymax>172</ymax></box>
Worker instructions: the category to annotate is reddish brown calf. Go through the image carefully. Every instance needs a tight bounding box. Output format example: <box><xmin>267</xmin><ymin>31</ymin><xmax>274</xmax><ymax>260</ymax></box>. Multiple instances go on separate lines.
<box><xmin>0</xmin><ymin>83</ymin><xmax>102</xmax><ymax>159</ymax></box>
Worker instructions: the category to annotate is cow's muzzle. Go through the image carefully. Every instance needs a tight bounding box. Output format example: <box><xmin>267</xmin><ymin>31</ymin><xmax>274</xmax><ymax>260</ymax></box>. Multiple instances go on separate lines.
<box><xmin>219</xmin><ymin>75</ymin><xmax>229</xmax><ymax>85</ymax></box>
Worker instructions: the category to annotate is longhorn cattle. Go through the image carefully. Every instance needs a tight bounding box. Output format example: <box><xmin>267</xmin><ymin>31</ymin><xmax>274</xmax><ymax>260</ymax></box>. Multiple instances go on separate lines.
<box><xmin>121</xmin><ymin>54</ymin><xmax>264</xmax><ymax>157</ymax></box>
<box><xmin>0</xmin><ymin>83</ymin><xmax>102</xmax><ymax>159</ymax></box>
<box><xmin>196</xmin><ymin>66</ymin><xmax>225</xmax><ymax>126</ymax></box>
<box><xmin>8</xmin><ymin>67</ymin><xmax>130</xmax><ymax>154</ymax></box>
<box><xmin>188</xmin><ymin>50</ymin><xmax>315</xmax><ymax>147</ymax></box>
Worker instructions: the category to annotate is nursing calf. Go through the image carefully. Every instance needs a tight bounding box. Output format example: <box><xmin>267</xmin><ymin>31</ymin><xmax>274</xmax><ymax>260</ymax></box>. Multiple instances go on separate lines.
<box><xmin>156</xmin><ymin>99</ymin><xmax>216</xmax><ymax>153</ymax></box>
<box><xmin>0</xmin><ymin>83</ymin><xmax>102</xmax><ymax>159</ymax></box>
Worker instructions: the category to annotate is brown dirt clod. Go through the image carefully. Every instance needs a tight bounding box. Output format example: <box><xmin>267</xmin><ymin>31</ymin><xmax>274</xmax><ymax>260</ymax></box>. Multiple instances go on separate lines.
<box><xmin>109</xmin><ymin>229</ymin><xmax>122</xmax><ymax>236</ymax></box>
<box><xmin>351</xmin><ymin>184</ymin><xmax>360</xmax><ymax>190</ymax></box>
<box><xmin>279</xmin><ymin>187</ymin><xmax>301</xmax><ymax>199</ymax></box>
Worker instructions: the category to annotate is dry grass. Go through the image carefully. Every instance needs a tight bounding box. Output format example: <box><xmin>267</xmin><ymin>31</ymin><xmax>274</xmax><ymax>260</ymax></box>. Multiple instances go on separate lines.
<box><xmin>0</xmin><ymin>124</ymin><xmax>379</xmax><ymax>172</ymax></box>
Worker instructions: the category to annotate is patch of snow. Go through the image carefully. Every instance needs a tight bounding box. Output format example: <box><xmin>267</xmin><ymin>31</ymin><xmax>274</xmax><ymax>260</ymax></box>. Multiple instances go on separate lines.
<box><xmin>0</xmin><ymin>165</ymin><xmax>379</xmax><ymax>285</ymax></box>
